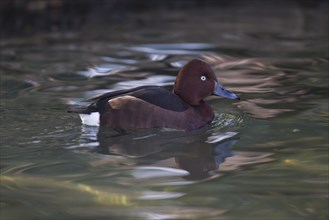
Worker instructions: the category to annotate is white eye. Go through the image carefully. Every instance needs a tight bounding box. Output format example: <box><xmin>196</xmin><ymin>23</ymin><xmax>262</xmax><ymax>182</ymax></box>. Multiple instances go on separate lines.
<box><xmin>200</xmin><ymin>75</ymin><xmax>206</xmax><ymax>81</ymax></box>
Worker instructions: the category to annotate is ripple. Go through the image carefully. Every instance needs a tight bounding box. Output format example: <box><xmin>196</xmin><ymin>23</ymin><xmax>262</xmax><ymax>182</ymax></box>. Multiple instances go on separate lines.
<box><xmin>219</xmin><ymin>151</ymin><xmax>274</xmax><ymax>172</ymax></box>
<box><xmin>77</xmin><ymin>64</ymin><xmax>135</xmax><ymax>78</ymax></box>
<box><xmin>129</xmin><ymin>43</ymin><xmax>216</xmax><ymax>55</ymax></box>
<box><xmin>113</xmin><ymin>75</ymin><xmax>175</xmax><ymax>90</ymax></box>
<box><xmin>148</xmin><ymin>54</ymin><xmax>168</xmax><ymax>61</ymax></box>
<box><xmin>201</xmin><ymin>54</ymin><xmax>328</xmax><ymax>119</ymax></box>
<box><xmin>139</xmin><ymin>191</ymin><xmax>185</xmax><ymax>200</ymax></box>
<box><xmin>68</xmin><ymin>206</ymin><xmax>227</xmax><ymax>220</ymax></box>
<box><xmin>101</xmin><ymin>56</ymin><xmax>138</xmax><ymax>64</ymax></box>
<box><xmin>169</xmin><ymin>60</ymin><xmax>188</xmax><ymax>68</ymax></box>
<box><xmin>131</xmin><ymin>166</ymin><xmax>189</xmax><ymax>180</ymax></box>
<box><xmin>138</xmin><ymin>43</ymin><xmax>216</xmax><ymax>50</ymax></box>
<box><xmin>235</xmin><ymin>100</ymin><xmax>294</xmax><ymax>119</ymax></box>
<box><xmin>206</xmin><ymin>132</ymin><xmax>238</xmax><ymax>144</ymax></box>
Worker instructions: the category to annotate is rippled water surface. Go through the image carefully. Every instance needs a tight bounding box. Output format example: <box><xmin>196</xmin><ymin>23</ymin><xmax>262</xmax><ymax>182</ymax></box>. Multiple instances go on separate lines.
<box><xmin>1</xmin><ymin>4</ymin><xmax>329</xmax><ymax>220</ymax></box>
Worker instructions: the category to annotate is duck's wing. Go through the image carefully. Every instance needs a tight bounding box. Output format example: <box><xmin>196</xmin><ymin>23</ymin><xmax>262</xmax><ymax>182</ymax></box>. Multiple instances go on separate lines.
<box><xmin>124</xmin><ymin>86</ymin><xmax>188</xmax><ymax>112</ymax></box>
<box><xmin>89</xmin><ymin>86</ymin><xmax>160</xmax><ymax>102</ymax></box>
<box><xmin>69</xmin><ymin>86</ymin><xmax>187</xmax><ymax>114</ymax></box>
<box><xmin>68</xmin><ymin>86</ymin><xmax>157</xmax><ymax>114</ymax></box>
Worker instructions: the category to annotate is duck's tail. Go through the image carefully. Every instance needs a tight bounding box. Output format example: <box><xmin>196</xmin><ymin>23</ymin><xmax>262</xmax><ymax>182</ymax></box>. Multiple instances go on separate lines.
<box><xmin>67</xmin><ymin>104</ymin><xmax>98</xmax><ymax>114</ymax></box>
<box><xmin>68</xmin><ymin>105</ymin><xmax>100</xmax><ymax>126</ymax></box>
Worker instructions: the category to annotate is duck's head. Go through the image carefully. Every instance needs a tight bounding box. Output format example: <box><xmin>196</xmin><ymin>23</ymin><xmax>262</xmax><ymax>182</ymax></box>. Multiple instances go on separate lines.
<box><xmin>174</xmin><ymin>59</ymin><xmax>239</xmax><ymax>105</ymax></box>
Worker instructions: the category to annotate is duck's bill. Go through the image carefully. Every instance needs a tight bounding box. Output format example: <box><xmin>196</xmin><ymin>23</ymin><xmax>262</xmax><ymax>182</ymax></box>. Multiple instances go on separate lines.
<box><xmin>212</xmin><ymin>82</ymin><xmax>240</xmax><ymax>100</ymax></box>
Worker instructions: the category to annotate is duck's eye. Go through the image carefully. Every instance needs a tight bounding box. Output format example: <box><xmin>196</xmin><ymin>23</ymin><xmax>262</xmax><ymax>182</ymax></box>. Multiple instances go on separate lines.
<box><xmin>200</xmin><ymin>75</ymin><xmax>206</xmax><ymax>81</ymax></box>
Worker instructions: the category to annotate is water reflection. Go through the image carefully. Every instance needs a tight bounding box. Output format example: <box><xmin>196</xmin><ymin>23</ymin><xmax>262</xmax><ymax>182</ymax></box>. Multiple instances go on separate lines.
<box><xmin>95</xmin><ymin>128</ymin><xmax>238</xmax><ymax>181</ymax></box>
<box><xmin>66</xmin><ymin>118</ymin><xmax>273</xmax><ymax>186</ymax></box>
<box><xmin>175</xmin><ymin>139</ymin><xmax>237</xmax><ymax>180</ymax></box>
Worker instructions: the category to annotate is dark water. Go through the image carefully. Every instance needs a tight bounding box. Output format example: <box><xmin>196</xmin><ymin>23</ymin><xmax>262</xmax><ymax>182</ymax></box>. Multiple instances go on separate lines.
<box><xmin>1</xmin><ymin>3</ymin><xmax>328</xmax><ymax>220</ymax></box>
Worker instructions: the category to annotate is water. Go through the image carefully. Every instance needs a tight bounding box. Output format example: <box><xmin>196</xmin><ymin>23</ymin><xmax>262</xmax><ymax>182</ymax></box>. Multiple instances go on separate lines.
<box><xmin>1</xmin><ymin>3</ymin><xmax>328</xmax><ymax>220</ymax></box>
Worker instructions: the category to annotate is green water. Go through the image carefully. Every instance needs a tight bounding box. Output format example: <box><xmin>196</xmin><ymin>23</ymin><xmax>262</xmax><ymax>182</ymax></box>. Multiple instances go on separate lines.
<box><xmin>1</xmin><ymin>3</ymin><xmax>328</xmax><ymax>220</ymax></box>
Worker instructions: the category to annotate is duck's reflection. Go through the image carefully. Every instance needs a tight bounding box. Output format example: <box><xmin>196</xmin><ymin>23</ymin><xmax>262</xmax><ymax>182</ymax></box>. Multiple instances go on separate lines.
<box><xmin>174</xmin><ymin>139</ymin><xmax>237</xmax><ymax>180</ymax></box>
<box><xmin>94</xmin><ymin>127</ymin><xmax>239</xmax><ymax>180</ymax></box>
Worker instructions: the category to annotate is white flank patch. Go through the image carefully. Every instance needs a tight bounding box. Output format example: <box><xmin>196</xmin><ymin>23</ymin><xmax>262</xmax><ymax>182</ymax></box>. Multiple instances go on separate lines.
<box><xmin>79</xmin><ymin>112</ymin><xmax>100</xmax><ymax>126</ymax></box>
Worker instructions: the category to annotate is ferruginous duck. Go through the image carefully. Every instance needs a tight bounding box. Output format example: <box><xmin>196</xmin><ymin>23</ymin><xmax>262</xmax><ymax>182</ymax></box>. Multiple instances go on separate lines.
<box><xmin>70</xmin><ymin>59</ymin><xmax>239</xmax><ymax>130</ymax></box>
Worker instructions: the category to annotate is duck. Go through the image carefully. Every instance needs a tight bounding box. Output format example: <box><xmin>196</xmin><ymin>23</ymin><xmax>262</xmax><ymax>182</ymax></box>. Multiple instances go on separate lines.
<box><xmin>70</xmin><ymin>59</ymin><xmax>239</xmax><ymax>130</ymax></box>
